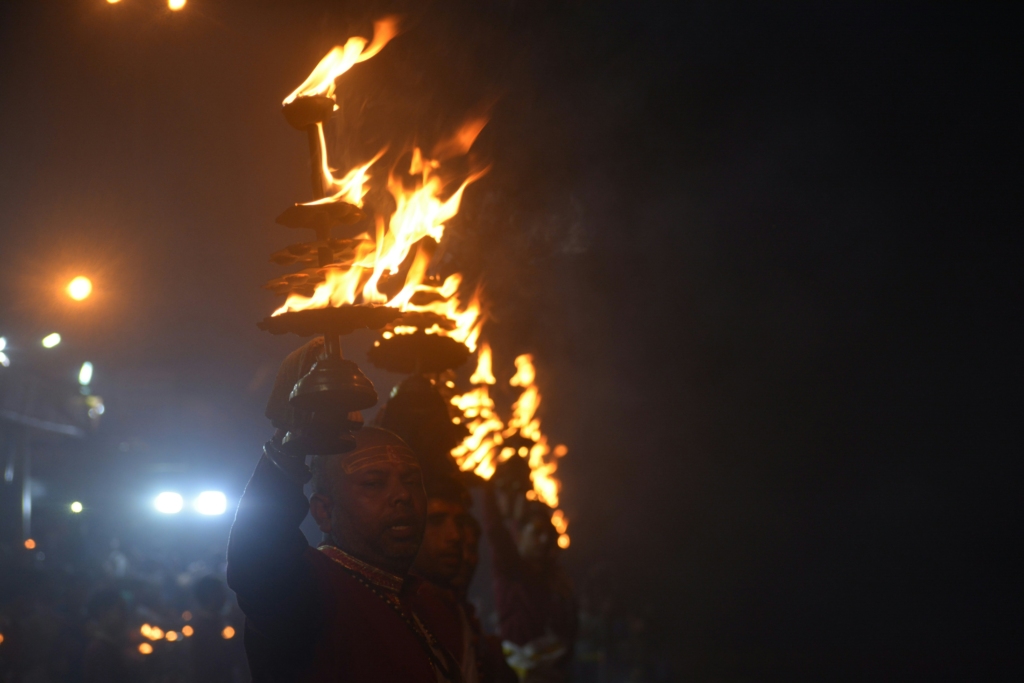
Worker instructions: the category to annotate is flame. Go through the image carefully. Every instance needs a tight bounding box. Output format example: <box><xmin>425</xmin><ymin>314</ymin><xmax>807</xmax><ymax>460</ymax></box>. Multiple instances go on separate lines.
<box><xmin>432</xmin><ymin>115</ymin><xmax>490</xmax><ymax>160</ymax></box>
<box><xmin>450</xmin><ymin>348</ymin><xmax>505</xmax><ymax>478</ymax></box>
<box><xmin>470</xmin><ymin>342</ymin><xmax>496</xmax><ymax>384</ymax></box>
<box><xmin>272</xmin><ymin>238</ymin><xmax>378</xmax><ymax>315</ymax></box>
<box><xmin>451</xmin><ymin>352</ymin><xmax>571</xmax><ymax>544</ymax></box>
<box><xmin>451</xmin><ymin>351</ymin><xmax>569</xmax><ymax>517</ymax></box>
<box><xmin>305</xmin><ymin>141</ymin><xmax>386</xmax><ymax>208</ymax></box>
<box><xmin>283</xmin><ymin>18</ymin><xmax>398</xmax><ymax>105</ymax></box>
<box><xmin>273</xmin><ymin>144</ymin><xmax>488</xmax><ymax>353</ymax></box>
<box><xmin>509</xmin><ymin>354</ymin><xmax>535</xmax><ymax>387</ymax></box>
<box><xmin>362</xmin><ymin>149</ymin><xmax>487</xmax><ymax>302</ymax></box>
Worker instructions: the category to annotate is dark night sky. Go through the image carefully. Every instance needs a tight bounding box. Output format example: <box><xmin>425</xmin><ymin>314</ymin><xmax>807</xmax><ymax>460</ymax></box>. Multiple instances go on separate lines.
<box><xmin>0</xmin><ymin>1</ymin><xmax>1018</xmax><ymax>678</ymax></box>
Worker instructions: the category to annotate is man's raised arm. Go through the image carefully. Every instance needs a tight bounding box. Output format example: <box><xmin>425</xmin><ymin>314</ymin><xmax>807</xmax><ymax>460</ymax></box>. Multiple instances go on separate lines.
<box><xmin>226</xmin><ymin>439</ymin><xmax>317</xmax><ymax>640</ymax></box>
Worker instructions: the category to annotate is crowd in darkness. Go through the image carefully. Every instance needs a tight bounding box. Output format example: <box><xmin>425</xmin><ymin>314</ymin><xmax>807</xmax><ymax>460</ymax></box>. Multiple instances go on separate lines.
<box><xmin>0</xmin><ymin>476</ymin><xmax>673</xmax><ymax>683</ymax></box>
<box><xmin>0</xmin><ymin>533</ymin><xmax>248</xmax><ymax>683</ymax></box>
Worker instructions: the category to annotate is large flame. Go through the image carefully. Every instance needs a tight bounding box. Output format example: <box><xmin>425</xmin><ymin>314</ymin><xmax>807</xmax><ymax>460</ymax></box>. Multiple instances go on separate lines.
<box><xmin>363</xmin><ymin>148</ymin><xmax>488</xmax><ymax>302</ymax></box>
<box><xmin>273</xmin><ymin>141</ymin><xmax>488</xmax><ymax>353</ymax></box>
<box><xmin>283</xmin><ymin>18</ymin><xmax>399</xmax><ymax>105</ymax></box>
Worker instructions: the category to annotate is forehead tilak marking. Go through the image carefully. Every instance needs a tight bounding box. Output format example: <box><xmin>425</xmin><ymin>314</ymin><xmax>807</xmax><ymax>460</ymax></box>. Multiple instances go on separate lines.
<box><xmin>340</xmin><ymin>444</ymin><xmax>419</xmax><ymax>475</ymax></box>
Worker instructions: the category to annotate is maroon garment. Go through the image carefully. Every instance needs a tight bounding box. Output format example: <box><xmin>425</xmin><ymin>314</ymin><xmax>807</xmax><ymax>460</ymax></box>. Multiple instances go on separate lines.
<box><xmin>412</xmin><ymin>580</ymin><xmax>465</xmax><ymax>665</ymax></box>
<box><xmin>227</xmin><ymin>453</ymin><xmax>450</xmax><ymax>683</ymax></box>
<box><xmin>482</xmin><ymin>489</ymin><xmax>577</xmax><ymax>655</ymax></box>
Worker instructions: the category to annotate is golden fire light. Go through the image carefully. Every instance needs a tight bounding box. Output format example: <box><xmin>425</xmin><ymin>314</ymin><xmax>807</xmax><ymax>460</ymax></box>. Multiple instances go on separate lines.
<box><xmin>67</xmin><ymin>276</ymin><xmax>92</xmax><ymax>301</ymax></box>
<box><xmin>262</xmin><ymin>22</ymin><xmax>572</xmax><ymax>547</ymax></box>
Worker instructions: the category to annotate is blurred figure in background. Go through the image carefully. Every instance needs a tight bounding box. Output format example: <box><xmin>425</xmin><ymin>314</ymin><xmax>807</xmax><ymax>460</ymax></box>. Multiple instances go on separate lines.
<box><xmin>452</xmin><ymin>512</ymin><xmax>518</xmax><ymax>683</ymax></box>
<box><xmin>188</xmin><ymin>576</ymin><xmax>239</xmax><ymax>683</ymax></box>
<box><xmin>411</xmin><ymin>471</ymin><xmax>476</xmax><ymax>681</ymax></box>
<box><xmin>484</xmin><ymin>464</ymin><xmax>577</xmax><ymax>683</ymax></box>
<box><xmin>83</xmin><ymin>588</ymin><xmax>136</xmax><ymax>683</ymax></box>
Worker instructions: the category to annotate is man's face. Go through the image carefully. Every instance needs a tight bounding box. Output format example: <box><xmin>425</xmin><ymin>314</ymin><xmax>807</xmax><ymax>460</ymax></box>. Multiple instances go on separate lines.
<box><xmin>311</xmin><ymin>458</ymin><xmax>427</xmax><ymax>574</ymax></box>
<box><xmin>412</xmin><ymin>498</ymin><xmax>467</xmax><ymax>586</ymax></box>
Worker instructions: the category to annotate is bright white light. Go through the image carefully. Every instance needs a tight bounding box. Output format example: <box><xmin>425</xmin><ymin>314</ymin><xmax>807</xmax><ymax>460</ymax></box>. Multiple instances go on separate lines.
<box><xmin>0</xmin><ymin>352</ymin><xmax>8</xmax><ymax>368</ymax></box>
<box><xmin>154</xmin><ymin>492</ymin><xmax>184</xmax><ymax>514</ymax></box>
<box><xmin>0</xmin><ymin>337</ymin><xmax>6</xmax><ymax>351</ymax></box>
<box><xmin>70</xmin><ymin>501</ymin><xmax>83</xmax><ymax>513</ymax></box>
<box><xmin>79</xmin><ymin>362</ymin><xmax>94</xmax><ymax>386</ymax></box>
<box><xmin>42</xmin><ymin>333</ymin><xmax>61</xmax><ymax>348</ymax></box>
<box><xmin>168</xmin><ymin>0</ymin><xmax>186</xmax><ymax>10</ymax></box>
<box><xmin>194</xmin><ymin>491</ymin><xmax>227</xmax><ymax>516</ymax></box>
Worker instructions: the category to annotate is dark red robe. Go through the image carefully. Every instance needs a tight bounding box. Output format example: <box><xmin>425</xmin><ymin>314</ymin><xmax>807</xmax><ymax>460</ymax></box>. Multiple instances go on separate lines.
<box><xmin>227</xmin><ymin>453</ymin><xmax>457</xmax><ymax>682</ymax></box>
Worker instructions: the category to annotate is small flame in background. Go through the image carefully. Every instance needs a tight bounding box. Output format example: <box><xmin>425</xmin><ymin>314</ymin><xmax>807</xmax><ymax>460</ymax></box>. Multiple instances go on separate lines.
<box><xmin>451</xmin><ymin>346</ymin><xmax>571</xmax><ymax>548</ymax></box>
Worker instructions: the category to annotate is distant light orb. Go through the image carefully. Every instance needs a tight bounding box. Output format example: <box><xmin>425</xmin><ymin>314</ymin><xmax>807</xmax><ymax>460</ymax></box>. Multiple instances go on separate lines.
<box><xmin>557</xmin><ymin>534</ymin><xmax>570</xmax><ymax>549</ymax></box>
<box><xmin>0</xmin><ymin>337</ymin><xmax>7</xmax><ymax>351</ymax></box>
<box><xmin>70</xmin><ymin>501</ymin><xmax>83</xmax><ymax>513</ymax></box>
<box><xmin>79</xmin><ymin>362</ymin><xmax>94</xmax><ymax>386</ymax></box>
<box><xmin>107</xmin><ymin>0</ymin><xmax>121</xmax><ymax>4</ymax></box>
<box><xmin>24</xmin><ymin>539</ymin><xmax>36</xmax><ymax>550</ymax></box>
<box><xmin>165</xmin><ymin>631</ymin><xmax>179</xmax><ymax>642</ymax></box>
<box><xmin>168</xmin><ymin>0</ymin><xmax>186</xmax><ymax>10</ymax></box>
<box><xmin>67</xmin><ymin>276</ymin><xmax>92</xmax><ymax>301</ymax></box>
<box><xmin>138</xmin><ymin>643</ymin><xmax>153</xmax><ymax>655</ymax></box>
<box><xmin>41</xmin><ymin>333</ymin><xmax>61</xmax><ymax>349</ymax></box>
<box><xmin>194</xmin><ymin>491</ymin><xmax>227</xmax><ymax>516</ymax></box>
<box><xmin>0</xmin><ymin>352</ymin><xmax>9</xmax><ymax>368</ymax></box>
<box><xmin>221</xmin><ymin>626</ymin><xmax>235</xmax><ymax>639</ymax></box>
<box><xmin>182</xmin><ymin>625</ymin><xmax>194</xmax><ymax>637</ymax></box>
<box><xmin>154</xmin><ymin>492</ymin><xmax>184</xmax><ymax>514</ymax></box>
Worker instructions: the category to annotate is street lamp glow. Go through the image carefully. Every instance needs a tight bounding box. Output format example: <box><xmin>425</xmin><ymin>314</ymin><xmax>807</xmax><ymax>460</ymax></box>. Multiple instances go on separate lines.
<box><xmin>67</xmin><ymin>276</ymin><xmax>92</xmax><ymax>301</ymax></box>
<box><xmin>79</xmin><ymin>362</ymin><xmax>94</xmax><ymax>386</ymax></box>
<box><xmin>154</xmin><ymin>492</ymin><xmax>184</xmax><ymax>514</ymax></box>
<box><xmin>194</xmin><ymin>491</ymin><xmax>227</xmax><ymax>515</ymax></box>
<box><xmin>0</xmin><ymin>352</ymin><xmax>8</xmax><ymax>368</ymax></box>
<box><xmin>41</xmin><ymin>333</ymin><xmax>61</xmax><ymax>348</ymax></box>
<box><xmin>70</xmin><ymin>501</ymin><xmax>83</xmax><ymax>513</ymax></box>
<box><xmin>0</xmin><ymin>337</ymin><xmax>6</xmax><ymax>351</ymax></box>
<box><xmin>107</xmin><ymin>0</ymin><xmax>122</xmax><ymax>4</ymax></box>
<box><xmin>168</xmin><ymin>0</ymin><xmax>186</xmax><ymax>10</ymax></box>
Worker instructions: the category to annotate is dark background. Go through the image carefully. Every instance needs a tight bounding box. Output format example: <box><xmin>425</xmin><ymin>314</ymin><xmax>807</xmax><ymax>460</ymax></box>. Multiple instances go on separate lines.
<box><xmin>0</xmin><ymin>0</ymin><xmax>1018</xmax><ymax>679</ymax></box>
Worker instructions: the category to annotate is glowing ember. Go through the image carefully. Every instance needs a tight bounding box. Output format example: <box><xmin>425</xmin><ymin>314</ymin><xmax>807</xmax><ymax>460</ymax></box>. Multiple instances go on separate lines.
<box><xmin>141</xmin><ymin>624</ymin><xmax>165</xmax><ymax>641</ymax></box>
